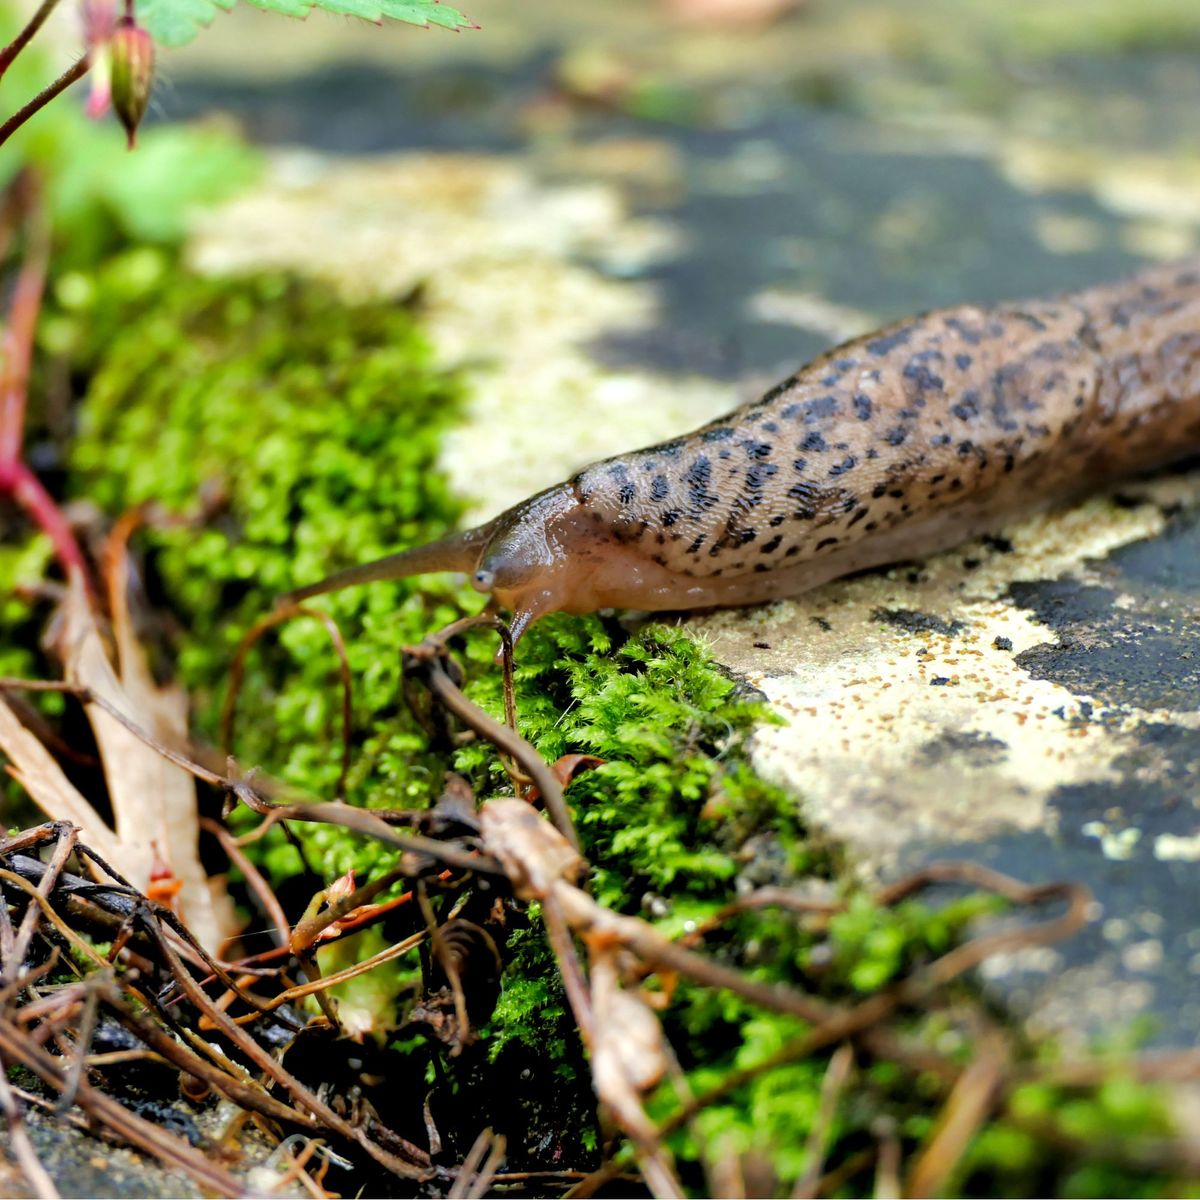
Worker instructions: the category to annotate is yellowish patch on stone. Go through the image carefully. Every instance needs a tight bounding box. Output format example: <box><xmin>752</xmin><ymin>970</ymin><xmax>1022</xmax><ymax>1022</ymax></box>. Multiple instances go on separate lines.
<box><xmin>1033</xmin><ymin>210</ymin><xmax>1105</xmax><ymax>256</ymax></box>
<box><xmin>688</xmin><ymin>482</ymin><xmax>1200</xmax><ymax>870</ymax></box>
<box><xmin>1001</xmin><ymin>141</ymin><xmax>1200</xmax><ymax>252</ymax></box>
<box><xmin>189</xmin><ymin>151</ymin><xmax>735</xmax><ymax>522</ymax></box>
<box><xmin>1155</xmin><ymin>832</ymin><xmax>1200</xmax><ymax>862</ymax></box>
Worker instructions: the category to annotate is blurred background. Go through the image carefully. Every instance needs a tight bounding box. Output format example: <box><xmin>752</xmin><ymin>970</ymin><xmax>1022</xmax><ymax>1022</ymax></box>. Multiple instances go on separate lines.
<box><xmin>157</xmin><ymin>0</ymin><xmax>1200</xmax><ymax>383</ymax></box>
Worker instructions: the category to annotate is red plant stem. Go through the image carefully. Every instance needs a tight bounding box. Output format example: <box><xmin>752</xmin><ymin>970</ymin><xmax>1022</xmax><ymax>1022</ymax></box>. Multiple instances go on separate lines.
<box><xmin>0</xmin><ymin>190</ymin><xmax>88</xmax><ymax>578</ymax></box>
<box><xmin>1</xmin><ymin>460</ymin><xmax>87</xmax><ymax>575</ymax></box>
<box><xmin>0</xmin><ymin>57</ymin><xmax>89</xmax><ymax>150</ymax></box>
<box><xmin>0</xmin><ymin>230</ymin><xmax>46</xmax><ymax>469</ymax></box>
<box><xmin>0</xmin><ymin>0</ymin><xmax>62</xmax><ymax>80</ymax></box>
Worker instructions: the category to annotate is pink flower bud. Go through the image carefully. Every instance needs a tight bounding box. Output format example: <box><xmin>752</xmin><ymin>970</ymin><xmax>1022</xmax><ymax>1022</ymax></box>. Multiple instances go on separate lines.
<box><xmin>110</xmin><ymin>17</ymin><xmax>154</xmax><ymax>148</ymax></box>
<box><xmin>85</xmin><ymin>45</ymin><xmax>111</xmax><ymax>119</ymax></box>
<box><xmin>81</xmin><ymin>0</ymin><xmax>116</xmax><ymax>50</ymax></box>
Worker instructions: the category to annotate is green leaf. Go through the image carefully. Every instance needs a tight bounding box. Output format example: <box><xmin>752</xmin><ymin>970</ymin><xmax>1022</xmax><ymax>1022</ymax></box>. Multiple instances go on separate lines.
<box><xmin>48</xmin><ymin>121</ymin><xmax>261</xmax><ymax>247</ymax></box>
<box><xmin>140</xmin><ymin>0</ymin><xmax>474</xmax><ymax>47</ymax></box>
<box><xmin>138</xmin><ymin>0</ymin><xmax>235</xmax><ymax>47</ymax></box>
<box><xmin>242</xmin><ymin>0</ymin><xmax>312</xmax><ymax>15</ymax></box>
<box><xmin>378</xmin><ymin>0</ymin><xmax>476</xmax><ymax>29</ymax></box>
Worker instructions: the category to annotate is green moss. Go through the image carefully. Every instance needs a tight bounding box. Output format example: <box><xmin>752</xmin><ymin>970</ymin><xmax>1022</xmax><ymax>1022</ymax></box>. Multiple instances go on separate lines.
<box><xmin>459</xmin><ymin>616</ymin><xmax>825</xmax><ymax>912</ymax></box>
<box><xmin>62</xmin><ymin>250</ymin><xmax>476</xmax><ymax>877</ymax></box>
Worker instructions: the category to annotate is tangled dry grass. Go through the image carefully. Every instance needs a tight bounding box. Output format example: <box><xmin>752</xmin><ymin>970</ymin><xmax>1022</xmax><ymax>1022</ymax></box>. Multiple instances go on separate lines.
<box><xmin>3</xmin><ymin>579</ymin><xmax>1199</xmax><ymax>1198</ymax></box>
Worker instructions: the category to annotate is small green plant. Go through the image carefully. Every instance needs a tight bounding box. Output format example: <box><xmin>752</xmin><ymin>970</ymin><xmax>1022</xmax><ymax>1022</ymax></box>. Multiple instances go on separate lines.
<box><xmin>0</xmin><ymin>0</ymin><xmax>474</xmax><ymax>635</ymax></box>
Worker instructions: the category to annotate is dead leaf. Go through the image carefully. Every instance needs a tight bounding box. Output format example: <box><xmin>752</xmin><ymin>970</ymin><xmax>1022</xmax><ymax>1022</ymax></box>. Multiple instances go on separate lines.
<box><xmin>0</xmin><ymin>697</ymin><xmax>121</xmax><ymax>866</ymax></box>
<box><xmin>526</xmin><ymin>753</ymin><xmax>605</xmax><ymax>804</ymax></box>
<box><xmin>22</xmin><ymin>570</ymin><xmax>234</xmax><ymax>953</ymax></box>
<box><xmin>479</xmin><ymin>797</ymin><xmax>583</xmax><ymax>902</ymax></box>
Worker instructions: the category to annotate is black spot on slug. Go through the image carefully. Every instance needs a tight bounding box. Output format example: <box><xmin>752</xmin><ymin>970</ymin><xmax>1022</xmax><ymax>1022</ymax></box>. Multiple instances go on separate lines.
<box><xmin>788</xmin><ymin>480</ymin><xmax>822</xmax><ymax>519</ymax></box>
<box><xmin>745</xmin><ymin>462</ymin><xmax>779</xmax><ymax>490</ymax></box>
<box><xmin>803</xmin><ymin>395</ymin><xmax>839</xmax><ymax>422</ymax></box>
<box><xmin>854</xmin><ymin>393</ymin><xmax>872</xmax><ymax>421</ymax></box>
<box><xmin>867</xmin><ymin>325</ymin><xmax>913</xmax><ymax>355</ymax></box>
<box><xmin>686</xmin><ymin>457</ymin><xmax>711</xmax><ymax>483</ymax></box>
<box><xmin>903</xmin><ymin>359</ymin><xmax>944</xmax><ymax>393</ymax></box>
<box><xmin>759</xmin><ymin>376</ymin><xmax>797</xmax><ymax>406</ymax></box>
<box><xmin>951</xmin><ymin>391</ymin><xmax>980</xmax><ymax>421</ymax></box>
<box><xmin>800</xmin><ymin>431</ymin><xmax>827</xmax><ymax>452</ymax></box>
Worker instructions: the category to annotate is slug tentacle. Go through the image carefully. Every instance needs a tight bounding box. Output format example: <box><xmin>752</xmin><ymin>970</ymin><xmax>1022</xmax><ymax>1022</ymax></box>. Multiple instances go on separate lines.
<box><xmin>280</xmin><ymin>525</ymin><xmax>493</xmax><ymax>607</ymax></box>
<box><xmin>284</xmin><ymin>258</ymin><xmax>1200</xmax><ymax>645</ymax></box>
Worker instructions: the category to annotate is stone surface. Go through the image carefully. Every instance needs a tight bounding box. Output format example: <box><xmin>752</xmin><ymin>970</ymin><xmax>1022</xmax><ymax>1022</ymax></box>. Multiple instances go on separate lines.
<box><xmin>170</xmin><ymin>0</ymin><xmax>1200</xmax><ymax>1046</ymax></box>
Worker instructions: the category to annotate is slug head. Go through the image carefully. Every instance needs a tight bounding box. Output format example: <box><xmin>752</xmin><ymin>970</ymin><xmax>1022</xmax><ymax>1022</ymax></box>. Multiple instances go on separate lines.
<box><xmin>468</xmin><ymin>485</ymin><xmax>586</xmax><ymax>642</ymax></box>
<box><xmin>467</xmin><ymin>480</ymin><xmax>711</xmax><ymax>644</ymax></box>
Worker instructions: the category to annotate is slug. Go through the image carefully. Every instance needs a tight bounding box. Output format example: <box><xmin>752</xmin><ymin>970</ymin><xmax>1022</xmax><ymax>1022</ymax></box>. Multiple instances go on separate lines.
<box><xmin>286</xmin><ymin>258</ymin><xmax>1200</xmax><ymax>643</ymax></box>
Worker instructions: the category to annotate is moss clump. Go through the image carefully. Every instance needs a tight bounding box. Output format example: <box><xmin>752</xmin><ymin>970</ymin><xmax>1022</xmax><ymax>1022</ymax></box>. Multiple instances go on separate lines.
<box><xmin>59</xmin><ymin>249</ymin><xmax>478</xmax><ymax>878</ymax></box>
<box><xmin>459</xmin><ymin>615</ymin><xmax>827</xmax><ymax>916</ymax></box>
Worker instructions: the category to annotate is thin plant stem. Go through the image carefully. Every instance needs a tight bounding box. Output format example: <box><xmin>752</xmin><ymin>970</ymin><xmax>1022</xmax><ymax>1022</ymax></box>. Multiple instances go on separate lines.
<box><xmin>0</xmin><ymin>0</ymin><xmax>62</xmax><ymax>81</ymax></box>
<box><xmin>0</xmin><ymin>210</ymin><xmax>46</xmax><ymax>469</ymax></box>
<box><xmin>0</xmin><ymin>56</ymin><xmax>89</xmax><ymax>149</ymax></box>
<box><xmin>6</xmin><ymin>461</ymin><xmax>88</xmax><ymax>575</ymax></box>
<box><xmin>0</xmin><ymin>181</ymin><xmax>89</xmax><ymax>577</ymax></box>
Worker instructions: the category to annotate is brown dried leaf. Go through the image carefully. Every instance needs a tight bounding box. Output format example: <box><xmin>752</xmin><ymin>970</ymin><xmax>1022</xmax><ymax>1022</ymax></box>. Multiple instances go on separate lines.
<box><xmin>526</xmin><ymin>753</ymin><xmax>605</xmax><ymax>804</ymax></box>
<box><xmin>0</xmin><ymin>697</ymin><xmax>121</xmax><ymax>866</ymax></box>
<box><xmin>49</xmin><ymin>573</ymin><xmax>231</xmax><ymax>952</ymax></box>
<box><xmin>479</xmin><ymin>797</ymin><xmax>583</xmax><ymax>902</ymax></box>
<box><xmin>590</xmin><ymin>946</ymin><xmax>678</xmax><ymax>1198</ymax></box>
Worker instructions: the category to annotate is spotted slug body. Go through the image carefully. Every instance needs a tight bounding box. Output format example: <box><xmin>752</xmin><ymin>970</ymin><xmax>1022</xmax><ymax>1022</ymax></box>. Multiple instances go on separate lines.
<box><xmin>287</xmin><ymin>259</ymin><xmax>1200</xmax><ymax>642</ymax></box>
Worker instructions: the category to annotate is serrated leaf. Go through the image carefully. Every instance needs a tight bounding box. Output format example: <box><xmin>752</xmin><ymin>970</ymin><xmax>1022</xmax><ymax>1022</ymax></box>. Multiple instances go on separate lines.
<box><xmin>312</xmin><ymin>0</ymin><xmax>386</xmax><ymax>19</ymax></box>
<box><xmin>378</xmin><ymin>0</ymin><xmax>475</xmax><ymax>29</ymax></box>
<box><xmin>138</xmin><ymin>0</ymin><xmax>235</xmax><ymax>48</ymax></box>
<box><xmin>243</xmin><ymin>0</ymin><xmax>313</xmax><ymax>15</ymax></box>
<box><xmin>141</xmin><ymin>0</ymin><xmax>473</xmax><ymax>46</ymax></box>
